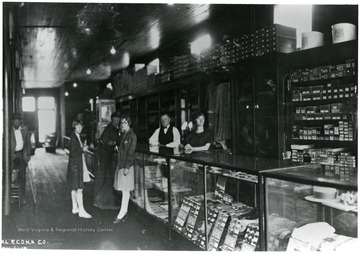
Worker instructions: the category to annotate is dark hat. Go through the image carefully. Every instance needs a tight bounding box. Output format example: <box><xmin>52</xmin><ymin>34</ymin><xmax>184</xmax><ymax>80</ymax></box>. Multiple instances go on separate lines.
<box><xmin>12</xmin><ymin>112</ymin><xmax>23</xmax><ymax>120</ymax></box>
<box><xmin>111</xmin><ymin>111</ymin><xmax>121</xmax><ymax>118</ymax></box>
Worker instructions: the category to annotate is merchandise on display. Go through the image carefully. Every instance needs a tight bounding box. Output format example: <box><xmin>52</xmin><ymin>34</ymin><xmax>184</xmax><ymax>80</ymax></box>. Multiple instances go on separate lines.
<box><xmin>332</xmin><ymin>23</ymin><xmax>357</xmax><ymax>44</ymax></box>
<box><xmin>301</xmin><ymin>31</ymin><xmax>324</xmax><ymax>50</ymax></box>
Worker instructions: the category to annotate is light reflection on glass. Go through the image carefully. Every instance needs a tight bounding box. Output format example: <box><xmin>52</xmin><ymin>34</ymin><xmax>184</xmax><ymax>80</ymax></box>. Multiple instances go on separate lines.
<box><xmin>149</xmin><ymin>21</ymin><xmax>161</xmax><ymax>49</ymax></box>
<box><xmin>122</xmin><ymin>52</ymin><xmax>130</xmax><ymax>68</ymax></box>
<box><xmin>274</xmin><ymin>5</ymin><xmax>312</xmax><ymax>48</ymax></box>
<box><xmin>193</xmin><ymin>4</ymin><xmax>210</xmax><ymax>24</ymax></box>
<box><xmin>35</xmin><ymin>28</ymin><xmax>56</xmax><ymax>81</ymax></box>
<box><xmin>190</xmin><ymin>34</ymin><xmax>212</xmax><ymax>55</ymax></box>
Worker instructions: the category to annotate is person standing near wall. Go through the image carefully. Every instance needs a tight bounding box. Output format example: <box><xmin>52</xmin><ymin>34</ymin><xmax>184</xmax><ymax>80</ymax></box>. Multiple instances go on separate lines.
<box><xmin>93</xmin><ymin>112</ymin><xmax>121</xmax><ymax>209</ymax></box>
<box><xmin>10</xmin><ymin>112</ymin><xmax>31</xmax><ymax>205</ymax></box>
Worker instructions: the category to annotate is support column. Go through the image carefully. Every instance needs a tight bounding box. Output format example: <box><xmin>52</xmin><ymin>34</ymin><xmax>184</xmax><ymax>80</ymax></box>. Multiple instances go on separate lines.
<box><xmin>60</xmin><ymin>85</ymin><xmax>66</xmax><ymax>148</ymax></box>
<box><xmin>2</xmin><ymin>7</ymin><xmax>11</xmax><ymax>216</ymax></box>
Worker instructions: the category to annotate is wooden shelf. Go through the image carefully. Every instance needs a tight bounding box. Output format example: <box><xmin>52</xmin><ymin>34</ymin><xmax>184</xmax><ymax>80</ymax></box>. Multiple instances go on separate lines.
<box><xmin>293</xmin><ymin>119</ymin><xmax>354</xmax><ymax>124</ymax></box>
<box><xmin>292</xmin><ymin>97</ymin><xmax>356</xmax><ymax>106</ymax></box>
<box><xmin>288</xmin><ymin>40</ymin><xmax>357</xmax><ymax>69</ymax></box>
<box><xmin>291</xmin><ymin>75</ymin><xmax>356</xmax><ymax>87</ymax></box>
<box><xmin>291</xmin><ymin>139</ymin><xmax>355</xmax><ymax>146</ymax></box>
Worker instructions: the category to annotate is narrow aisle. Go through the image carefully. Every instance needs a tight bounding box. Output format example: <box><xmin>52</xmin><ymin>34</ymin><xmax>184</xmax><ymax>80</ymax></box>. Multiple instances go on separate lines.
<box><xmin>2</xmin><ymin>148</ymin><xmax>177</xmax><ymax>250</ymax></box>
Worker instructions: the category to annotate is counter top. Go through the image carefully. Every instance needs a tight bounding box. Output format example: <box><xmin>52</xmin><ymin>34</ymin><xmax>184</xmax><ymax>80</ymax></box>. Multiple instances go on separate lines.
<box><xmin>261</xmin><ymin>165</ymin><xmax>357</xmax><ymax>190</ymax></box>
<box><xmin>135</xmin><ymin>144</ymin><xmax>304</xmax><ymax>175</ymax></box>
<box><xmin>85</xmin><ymin>143</ymin><xmax>356</xmax><ymax>188</ymax></box>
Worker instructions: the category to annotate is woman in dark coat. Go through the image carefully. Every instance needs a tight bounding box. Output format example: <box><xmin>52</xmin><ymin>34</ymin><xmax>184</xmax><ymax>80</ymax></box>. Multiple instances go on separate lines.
<box><xmin>113</xmin><ymin>115</ymin><xmax>137</xmax><ymax>223</ymax></box>
<box><xmin>67</xmin><ymin>120</ymin><xmax>93</xmax><ymax>218</ymax></box>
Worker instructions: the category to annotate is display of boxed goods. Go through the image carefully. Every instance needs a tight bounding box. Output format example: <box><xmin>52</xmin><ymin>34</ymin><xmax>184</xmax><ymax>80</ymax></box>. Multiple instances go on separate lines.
<box><xmin>208</xmin><ymin>211</ymin><xmax>230</xmax><ymax>251</ymax></box>
<box><xmin>113</xmin><ymin>69</ymin><xmax>132</xmax><ymax>97</ymax></box>
<box><xmin>221</xmin><ymin>217</ymin><xmax>244</xmax><ymax>251</ymax></box>
<box><xmin>214</xmin><ymin>176</ymin><xmax>227</xmax><ymax>201</ymax></box>
<box><xmin>241</xmin><ymin>223</ymin><xmax>260</xmax><ymax>251</ymax></box>
<box><xmin>173</xmin><ymin>197</ymin><xmax>192</xmax><ymax>233</ymax></box>
<box><xmin>291</xmin><ymin>144</ymin><xmax>314</xmax><ymax>162</ymax></box>
<box><xmin>183</xmin><ymin>199</ymin><xmax>202</xmax><ymax>240</ymax></box>
<box><xmin>194</xmin><ymin>206</ymin><xmax>219</xmax><ymax>249</ymax></box>
<box><xmin>291</xmin><ymin>58</ymin><xmax>356</xmax><ymax>84</ymax></box>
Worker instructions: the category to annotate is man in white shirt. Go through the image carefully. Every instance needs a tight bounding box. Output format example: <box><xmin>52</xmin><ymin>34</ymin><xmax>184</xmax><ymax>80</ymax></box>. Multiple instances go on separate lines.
<box><xmin>149</xmin><ymin>114</ymin><xmax>181</xmax><ymax>148</ymax></box>
<box><xmin>10</xmin><ymin>112</ymin><xmax>31</xmax><ymax>205</ymax></box>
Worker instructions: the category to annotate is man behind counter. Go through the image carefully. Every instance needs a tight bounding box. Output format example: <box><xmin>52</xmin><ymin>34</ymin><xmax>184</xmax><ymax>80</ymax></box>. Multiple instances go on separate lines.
<box><xmin>149</xmin><ymin>114</ymin><xmax>181</xmax><ymax>148</ymax></box>
<box><xmin>93</xmin><ymin>111</ymin><xmax>121</xmax><ymax>209</ymax></box>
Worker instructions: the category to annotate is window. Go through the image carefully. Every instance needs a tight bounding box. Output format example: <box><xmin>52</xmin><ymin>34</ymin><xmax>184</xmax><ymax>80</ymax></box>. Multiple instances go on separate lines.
<box><xmin>38</xmin><ymin>96</ymin><xmax>55</xmax><ymax>110</ymax></box>
<box><xmin>148</xmin><ymin>58</ymin><xmax>160</xmax><ymax>74</ymax></box>
<box><xmin>22</xmin><ymin>97</ymin><xmax>35</xmax><ymax>112</ymax></box>
<box><xmin>37</xmin><ymin>96</ymin><xmax>56</xmax><ymax>143</ymax></box>
<box><xmin>274</xmin><ymin>5</ymin><xmax>312</xmax><ymax>48</ymax></box>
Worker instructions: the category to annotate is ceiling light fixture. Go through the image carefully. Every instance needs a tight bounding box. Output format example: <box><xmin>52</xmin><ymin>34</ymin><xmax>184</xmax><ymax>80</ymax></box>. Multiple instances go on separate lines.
<box><xmin>110</xmin><ymin>46</ymin><xmax>116</xmax><ymax>55</ymax></box>
<box><xmin>73</xmin><ymin>82</ymin><xmax>78</xmax><ymax>88</ymax></box>
<box><xmin>65</xmin><ymin>91</ymin><xmax>69</xmax><ymax>96</ymax></box>
<box><xmin>86</xmin><ymin>68</ymin><xmax>92</xmax><ymax>75</ymax></box>
<box><xmin>85</xmin><ymin>27</ymin><xmax>91</xmax><ymax>34</ymax></box>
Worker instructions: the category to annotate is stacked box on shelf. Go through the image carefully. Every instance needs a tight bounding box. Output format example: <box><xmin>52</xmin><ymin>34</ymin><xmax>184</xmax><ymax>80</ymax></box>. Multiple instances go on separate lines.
<box><xmin>194</xmin><ymin>206</ymin><xmax>219</xmax><ymax>249</ymax></box>
<box><xmin>132</xmin><ymin>68</ymin><xmax>147</xmax><ymax>91</ymax></box>
<box><xmin>208</xmin><ymin>211</ymin><xmax>230</xmax><ymax>251</ymax></box>
<box><xmin>323</xmin><ymin>152</ymin><xmax>357</xmax><ymax>181</ymax></box>
<box><xmin>291</xmin><ymin>144</ymin><xmax>314</xmax><ymax>162</ymax></box>
<box><xmin>147</xmin><ymin>73</ymin><xmax>155</xmax><ymax>87</ymax></box>
<box><xmin>173</xmin><ymin>197</ymin><xmax>192</xmax><ymax>233</ymax></box>
<box><xmin>154</xmin><ymin>73</ymin><xmax>161</xmax><ymax>85</ymax></box>
<box><xmin>308</xmin><ymin>148</ymin><xmax>346</xmax><ymax>164</ymax></box>
<box><xmin>291</xmin><ymin>59</ymin><xmax>357</xmax><ymax>84</ymax></box>
<box><xmin>182</xmin><ymin>199</ymin><xmax>202</xmax><ymax>241</ymax></box>
<box><xmin>113</xmin><ymin>69</ymin><xmax>132</xmax><ymax>97</ymax></box>
<box><xmin>172</xmin><ymin>55</ymin><xmax>194</xmax><ymax>79</ymax></box>
<box><xmin>221</xmin><ymin>217</ymin><xmax>244</xmax><ymax>251</ymax></box>
<box><xmin>160</xmin><ymin>71</ymin><xmax>171</xmax><ymax>83</ymax></box>
<box><xmin>216</xmin><ymin>40</ymin><xmax>237</xmax><ymax>66</ymax></box>
<box><xmin>241</xmin><ymin>223</ymin><xmax>260</xmax><ymax>251</ymax></box>
<box><xmin>338</xmin><ymin>121</ymin><xmax>354</xmax><ymax>141</ymax></box>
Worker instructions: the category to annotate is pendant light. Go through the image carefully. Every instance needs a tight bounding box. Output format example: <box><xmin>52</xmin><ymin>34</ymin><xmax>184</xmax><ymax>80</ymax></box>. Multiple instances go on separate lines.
<box><xmin>110</xmin><ymin>45</ymin><xmax>116</xmax><ymax>55</ymax></box>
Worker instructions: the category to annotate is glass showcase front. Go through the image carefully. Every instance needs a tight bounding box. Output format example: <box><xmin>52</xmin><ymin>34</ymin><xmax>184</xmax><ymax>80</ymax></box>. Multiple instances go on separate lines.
<box><xmin>264</xmin><ymin>164</ymin><xmax>357</xmax><ymax>251</ymax></box>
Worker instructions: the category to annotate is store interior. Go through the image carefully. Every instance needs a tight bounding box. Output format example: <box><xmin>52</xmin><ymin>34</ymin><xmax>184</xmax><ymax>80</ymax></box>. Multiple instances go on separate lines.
<box><xmin>2</xmin><ymin>2</ymin><xmax>358</xmax><ymax>251</ymax></box>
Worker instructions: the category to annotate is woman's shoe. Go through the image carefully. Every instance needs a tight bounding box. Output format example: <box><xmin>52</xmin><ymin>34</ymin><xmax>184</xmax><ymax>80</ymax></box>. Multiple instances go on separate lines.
<box><xmin>113</xmin><ymin>218</ymin><xmax>122</xmax><ymax>224</ymax></box>
<box><xmin>113</xmin><ymin>213</ymin><xmax>127</xmax><ymax>224</ymax></box>
<box><xmin>121</xmin><ymin>214</ymin><xmax>128</xmax><ymax>222</ymax></box>
<box><xmin>72</xmin><ymin>207</ymin><xmax>79</xmax><ymax>214</ymax></box>
<box><xmin>78</xmin><ymin>211</ymin><xmax>92</xmax><ymax>219</ymax></box>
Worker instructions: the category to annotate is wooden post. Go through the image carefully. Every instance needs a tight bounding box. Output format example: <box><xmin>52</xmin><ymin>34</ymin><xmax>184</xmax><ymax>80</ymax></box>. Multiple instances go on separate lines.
<box><xmin>3</xmin><ymin>6</ymin><xmax>11</xmax><ymax>216</ymax></box>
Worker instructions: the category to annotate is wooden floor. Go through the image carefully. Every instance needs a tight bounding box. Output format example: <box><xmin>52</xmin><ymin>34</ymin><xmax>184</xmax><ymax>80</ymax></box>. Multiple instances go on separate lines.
<box><xmin>2</xmin><ymin>148</ymin><xmax>178</xmax><ymax>250</ymax></box>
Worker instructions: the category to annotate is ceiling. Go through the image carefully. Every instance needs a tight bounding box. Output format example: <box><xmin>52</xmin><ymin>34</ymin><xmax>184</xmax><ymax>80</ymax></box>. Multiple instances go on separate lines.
<box><xmin>13</xmin><ymin>2</ymin><xmax>256</xmax><ymax>89</ymax></box>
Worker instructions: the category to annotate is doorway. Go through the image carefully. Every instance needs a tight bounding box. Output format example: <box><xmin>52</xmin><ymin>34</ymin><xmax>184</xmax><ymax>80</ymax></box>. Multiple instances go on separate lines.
<box><xmin>22</xmin><ymin>95</ymin><xmax>57</xmax><ymax>146</ymax></box>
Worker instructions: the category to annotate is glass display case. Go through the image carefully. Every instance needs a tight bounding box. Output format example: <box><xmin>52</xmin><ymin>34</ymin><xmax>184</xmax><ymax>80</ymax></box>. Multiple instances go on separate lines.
<box><xmin>131</xmin><ymin>145</ymin><xmax>301</xmax><ymax>251</ymax></box>
<box><xmin>262</xmin><ymin>164</ymin><xmax>358</xmax><ymax>251</ymax></box>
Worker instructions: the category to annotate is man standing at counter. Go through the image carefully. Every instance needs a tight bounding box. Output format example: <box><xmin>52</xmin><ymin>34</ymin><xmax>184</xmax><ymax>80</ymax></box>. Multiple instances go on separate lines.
<box><xmin>149</xmin><ymin>114</ymin><xmax>181</xmax><ymax>148</ymax></box>
<box><xmin>93</xmin><ymin>112</ymin><xmax>121</xmax><ymax>209</ymax></box>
